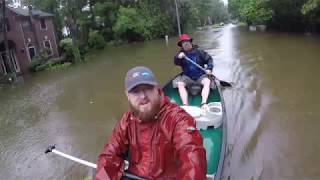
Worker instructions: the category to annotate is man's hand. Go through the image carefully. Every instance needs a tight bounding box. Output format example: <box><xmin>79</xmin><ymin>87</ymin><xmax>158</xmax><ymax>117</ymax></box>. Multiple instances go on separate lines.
<box><xmin>205</xmin><ymin>69</ymin><xmax>212</xmax><ymax>75</ymax></box>
<box><xmin>178</xmin><ymin>52</ymin><xmax>185</xmax><ymax>59</ymax></box>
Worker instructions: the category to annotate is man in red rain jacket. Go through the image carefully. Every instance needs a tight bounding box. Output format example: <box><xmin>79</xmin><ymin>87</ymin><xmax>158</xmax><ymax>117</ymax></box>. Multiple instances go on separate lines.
<box><xmin>96</xmin><ymin>66</ymin><xmax>207</xmax><ymax>180</ymax></box>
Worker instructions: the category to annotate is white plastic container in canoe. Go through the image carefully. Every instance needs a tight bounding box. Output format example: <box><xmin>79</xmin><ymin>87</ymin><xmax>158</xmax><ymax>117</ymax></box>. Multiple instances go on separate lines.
<box><xmin>181</xmin><ymin>102</ymin><xmax>223</xmax><ymax>130</ymax></box>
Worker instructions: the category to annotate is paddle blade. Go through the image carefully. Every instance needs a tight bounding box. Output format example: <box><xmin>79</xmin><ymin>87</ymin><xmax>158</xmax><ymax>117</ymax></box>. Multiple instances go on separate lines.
<box><xmin>219</xmin><ymin>80</ymin><xmax>232</xmax><ymax>87</ymax></box>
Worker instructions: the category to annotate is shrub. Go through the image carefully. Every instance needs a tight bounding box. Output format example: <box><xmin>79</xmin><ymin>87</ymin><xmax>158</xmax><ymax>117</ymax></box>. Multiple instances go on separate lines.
<box><xmin>35</xmin><ymin>61</ymin><xmax>52</xmax><ymax>72</ymax></box>
<box><xmin>59</xmin><ymin>38</ymin><xmax>74</xmax><ymax>59</ymax></box>
<box><xmin>48</xmin><ymin>62</ymin><xmax>72</xmax><ymax>70</ymax></box>
<box><xmin>27</xmin><ymin>56</ymin><xmax>44</xmax><ymax>72</ymax></box>
<box><xmin>88</xmin><ymin>31</ymin><xmax>105</xmax><ymax>49</ymax></box>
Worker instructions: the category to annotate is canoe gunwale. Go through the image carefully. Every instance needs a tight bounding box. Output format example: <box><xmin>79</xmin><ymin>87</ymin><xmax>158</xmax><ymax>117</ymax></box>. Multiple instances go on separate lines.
<box><xmin>212</xmin><ymin>79</ymin><xmax>227</xmax><ymax>180</ymax></box>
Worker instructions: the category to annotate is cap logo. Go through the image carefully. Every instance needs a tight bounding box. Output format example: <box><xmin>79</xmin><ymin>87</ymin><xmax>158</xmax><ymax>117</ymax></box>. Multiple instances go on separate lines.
<box><xmin>131</xmin><ymin>71</ymin><xmax>151</xmax><ymax>78</ymax></box>
<box><xmin>132</xmin><ymin>72</ymin><xmax>140</xmax><ymax>78</ymax></box>
<box><xmin>141</xmin><ymin>72</ymin><xmax>150</xmax><ymax>77</ymax></box>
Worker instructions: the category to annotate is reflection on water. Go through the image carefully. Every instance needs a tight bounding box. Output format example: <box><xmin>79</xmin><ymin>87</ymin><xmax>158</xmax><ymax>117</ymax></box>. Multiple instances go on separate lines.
<box><xmin>1</xmin><ymin>24</ymin><xmax>320</xmax><ymax>179</ymax></box>
<box><xmin>219</xmin><ymin>25</ymin><xmax>320</xmax><ymax>179</ymax></box>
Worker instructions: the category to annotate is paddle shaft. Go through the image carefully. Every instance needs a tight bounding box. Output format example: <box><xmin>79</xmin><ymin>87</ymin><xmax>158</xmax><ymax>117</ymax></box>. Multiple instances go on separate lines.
<box><xmin>183</xmin><ymin>56</ymin><xmax>217</xmax><ymax>79</ymax></box>
<box><xmin>184</xmin><ymin>55</ymin><xmax>232</xmax><ymax>87</ymax></box>
<box><xmin>51</xmin><ymin>149</ymin><xmax>97</xmax><ymax>168</ymax></box>
<box><xmin>45</xmin><ymin>146</ymin><xmax>145</xmax><ymax>180</ymax></box>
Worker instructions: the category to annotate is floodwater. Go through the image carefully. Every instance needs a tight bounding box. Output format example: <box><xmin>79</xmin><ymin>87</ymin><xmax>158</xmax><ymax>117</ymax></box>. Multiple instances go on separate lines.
<box><xmin>1</xmin><ymin>24</ymin><xmax>320</xmax><ymax>179</ymax></box>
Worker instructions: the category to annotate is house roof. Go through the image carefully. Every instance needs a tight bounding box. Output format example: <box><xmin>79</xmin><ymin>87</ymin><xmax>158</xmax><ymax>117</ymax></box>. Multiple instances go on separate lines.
<box><xmin>8</xmin><ymin>7</ymin><xmax>54</xmax><ymax>18</ymax></box>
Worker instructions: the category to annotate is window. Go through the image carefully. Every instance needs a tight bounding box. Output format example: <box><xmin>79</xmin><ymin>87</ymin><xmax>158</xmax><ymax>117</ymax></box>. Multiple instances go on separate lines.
<box><xmin>43</xmin><ymin>40</ymin><xmax>52</xmax><ymax>56</ymax></box>
<box><xmin>40</xmin><ymin>18</ymin><xmax>47</xmax><ymax>30</ymax></box>
<box><xmin>28</xmin><ymin>44</ymin><xmax>36</xmax><ymax>60</ymax></box>
<box><xmin>0</xmin><ymin>51</ymin><xmax>20</xmax><ymax>73</ymax></box>
<box><xmin>22</xmin><ymin>20</ymin><xmax>32</xmax><ymax>31</ymax></box>
<box><xmin>10</xmin><ymin>50</ymin><xmax>20</xmax><ymax>72</ymax></box>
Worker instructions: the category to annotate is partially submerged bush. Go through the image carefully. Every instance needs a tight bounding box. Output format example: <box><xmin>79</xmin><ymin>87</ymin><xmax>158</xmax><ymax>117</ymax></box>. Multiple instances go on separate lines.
<box><xmin>88</xmin><ymin>31</ymin><xmax>105</xmax><ymax>49</ymax></box>
<box><xmin>59</xmin><ymin>38</ymin><xmax>74</xmax><ymax>59</ymax></box>
<box><xmin>27</xmin><ymin>56</ymin><xmax>45</xmax><ymax>72</ymax></box>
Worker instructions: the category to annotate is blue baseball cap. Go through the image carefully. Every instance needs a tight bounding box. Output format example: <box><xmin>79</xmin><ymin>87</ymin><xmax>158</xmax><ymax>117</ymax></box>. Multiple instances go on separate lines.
<box><xmin>125</xmin><ymin>66</ymin><xmax>158</xmax><ymax>92</ymax></box>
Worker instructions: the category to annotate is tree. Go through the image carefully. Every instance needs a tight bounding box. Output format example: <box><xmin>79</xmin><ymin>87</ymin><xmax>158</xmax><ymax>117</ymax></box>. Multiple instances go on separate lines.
<box><xmin>211</xmin><ymin>0</ymin><xmax>229</xmax><ymax>23</ymax></box>
<box><xmin>238</xmin><ymin>0</ymin><xmax>273</xmax><ymax>25</ymax></box>
<box><xmin>229</xmin><ymin>0</ymin><xmax>241</xmax><ymax>19</ymax></box>
<box><xmin>302</xmin><ymin>0</ymin><xmax>320</xmax><ymax>15</ymax></box>
<box><xmin>302</xmin><ymin>0</ymin><xmax>320</xmax><ymax>32</ymax></box>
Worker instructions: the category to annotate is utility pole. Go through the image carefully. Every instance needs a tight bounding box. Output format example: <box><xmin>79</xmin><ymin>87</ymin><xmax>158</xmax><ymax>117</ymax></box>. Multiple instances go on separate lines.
<box><xmin>174</xmin><ymin>0</ymin><xmax>181</xmax><ymax>36</ymax></box>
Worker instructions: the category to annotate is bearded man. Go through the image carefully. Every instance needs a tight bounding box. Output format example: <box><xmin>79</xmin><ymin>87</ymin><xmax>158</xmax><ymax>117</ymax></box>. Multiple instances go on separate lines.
<box><xmin>96</xmin><ymin>66</ymin><xmax>207</xmax><ymax>180</ymax></box>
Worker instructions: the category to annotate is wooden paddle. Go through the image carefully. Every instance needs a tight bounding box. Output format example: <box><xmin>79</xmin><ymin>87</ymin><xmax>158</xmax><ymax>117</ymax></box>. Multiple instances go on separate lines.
<box><xmin>183</xmin><ymin>56</ymin><xmax>233</xmax><ymax>87</ymax></box>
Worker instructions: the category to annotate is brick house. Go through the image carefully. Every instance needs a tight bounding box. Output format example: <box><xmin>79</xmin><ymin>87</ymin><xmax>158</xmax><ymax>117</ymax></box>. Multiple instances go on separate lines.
<box><xmin>0</xmin><ymin>6</ymin><xmax>59</xmax><ymax>75</ymax></box>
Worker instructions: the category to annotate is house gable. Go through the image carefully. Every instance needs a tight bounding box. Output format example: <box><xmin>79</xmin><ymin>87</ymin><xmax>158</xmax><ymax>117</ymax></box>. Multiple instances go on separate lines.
<box><xmin>0</xmin><ymin>6</ymin><xmax>59</xmax><ymax>75</ymax></box>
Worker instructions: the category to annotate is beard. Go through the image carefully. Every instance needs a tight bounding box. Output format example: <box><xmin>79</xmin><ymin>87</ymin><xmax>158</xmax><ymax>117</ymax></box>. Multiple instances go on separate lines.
<box><xmin>129</xmin><ymin>96</ymin><xmax>161</xmax><ymax>122</ymax></box>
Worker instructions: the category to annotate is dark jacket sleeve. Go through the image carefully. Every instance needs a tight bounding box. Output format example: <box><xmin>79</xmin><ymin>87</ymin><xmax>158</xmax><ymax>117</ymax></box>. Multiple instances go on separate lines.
<box><xmin>95</xmin><ymin>114</ymin><xmax>129</xmax><ymax>180</ymax></box>
<box><xmin>199</xmin><ymin>49</ymin><xmax>213</xmax><ymax>70</ymax></box>
<box><xmin>174</xmin><ymin>51</ymin><xmax>184</xmax><ymax>66</ymax></box>
<box><xmin>172</xmin><ymin>112</ymin><xmax>207</xmax><ymax>180</ymax></box>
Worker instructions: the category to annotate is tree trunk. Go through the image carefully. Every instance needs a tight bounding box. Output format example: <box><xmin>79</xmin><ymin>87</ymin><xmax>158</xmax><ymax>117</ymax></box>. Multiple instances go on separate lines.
<box><xmin>1</xmin><ymin>0</ymin><xmax>15</xmax><ymax>74</ymax></box>
<box><xmin>79</xmin><ymin>25</ymin><xmax>89</xmax><ymax>48</ymax></box>
<box><xmin>89</xmin><ymin>0</ymin><xmax>95</xmax><ymax>28</ymax></box>
<box><xmin>68</xmin><ymin>19</ymin><xmax>81</xmax><ymax>63</ymax></box>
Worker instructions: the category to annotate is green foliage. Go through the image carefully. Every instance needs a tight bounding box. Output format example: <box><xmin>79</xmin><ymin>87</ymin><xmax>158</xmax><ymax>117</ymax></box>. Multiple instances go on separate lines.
<box><xmin>59</xmin><ymin>38</ymin><xmax>73</xmax><ymax>59</ymax></box>
<box><xmin>180</xmin><ymin>1</ymin><xmax>201</xmax><ymax>31</ymax></box>
<box><xmin>239</xmin><ymin>0</ymin><xmax>273</xmax><ymax>25</ymax></box>
<box><xmin>229</xmin><ymin>0</ymin><xmax>242</xmax><ymax>18</ymax></box>
<box><xmin>35</xmin><ymin>61</ymin><xmax>51</xmax><ymax>71</ymax></box>
<box><xmin>47</xmin><ymin>62</ymin><xmax>72</xmax><ymax>70</ymax></box>
<box><xmin>0</xmin><ymin>73</ymin><xmax>17</xmax><ymax>84</ymax></box>
<box><xmin>113</xmin><ymin>7</ymin><xmax>141</xmax><ymax>40</ymax></box>
<box><xmin>27</xmin><ymin>56</ymin><xmax>71</xmax><ymax>72</ymax></box>
<box><xmin>83</xmin><ymin>176</ymin><xmax>91</xmax><ymax>180</ymax></box>
<box><xmin>93</xmin><ymin>2</ymin><xmax>118</xmax><ymax>27</ymax></box>
<box><xmin>302</xmin><ymin>0</ymin><xmax>320</xmax><ymax>15</ymax></box>
<box><xmin>92</xmin><ymin>2</ymin><xmax>118</xmax><ymax>41</ymax></box>
<box><xmin>211</xmin><ymin>0</ymin><xmax>229</xmax><ymax>23</ymax></box>
<box><xmin>88</xmin><ymin>31</ymin><xmax>105</xmax><ymax>49</ymax></box>
<box><xmin>230</xmin><ymin>0</ymin><xmax>320</xmax><ymax>32</ymax></box>
<box><xmin>113</xmin><ymin>6</ymin><xmax>169</xmax><ymax>41</ymax></box>
<box><xmin>137</xmin><ymin>3</ymin><xmax>170</xmax><ymax>39</ymax></box>
<box><xmin>27</xmin><ymin>56</ymin><xmax>46</xmax><ymax>72</ymax></box>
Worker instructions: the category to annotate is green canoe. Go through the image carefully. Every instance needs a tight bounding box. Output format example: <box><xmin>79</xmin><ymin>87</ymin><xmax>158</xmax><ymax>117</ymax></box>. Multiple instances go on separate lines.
<box><xmin>163</xmin><ymin>74</ymin><xmax>227</xmax><ymax>180</ymax></box>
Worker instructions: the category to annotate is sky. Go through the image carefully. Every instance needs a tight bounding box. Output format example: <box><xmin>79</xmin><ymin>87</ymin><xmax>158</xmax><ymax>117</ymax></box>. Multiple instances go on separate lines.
<box><xmin>223</xmin><ymin>0</ymin><xmax>228</xmax><ymax>5</ymax></box>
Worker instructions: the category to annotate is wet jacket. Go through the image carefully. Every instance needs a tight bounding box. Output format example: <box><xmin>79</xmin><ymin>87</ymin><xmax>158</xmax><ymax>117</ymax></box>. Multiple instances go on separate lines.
<box><xmin>174</xmin><ymin>45</ymin><xmax>213</xmax><ymax>80</ymax></box>
<box><xmin>96</xmin><ymin>94</ymin><xmax>207</xmax><ymax>180</ymax></box>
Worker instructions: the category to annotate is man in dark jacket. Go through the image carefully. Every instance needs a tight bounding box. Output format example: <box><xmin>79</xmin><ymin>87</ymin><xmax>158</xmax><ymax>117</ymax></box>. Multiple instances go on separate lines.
<box><xmin>173</xmin><ymin>34</ymin><xmax>213</xmax><ymax>108</ymax></box>
<box><xmin>96</xmin><ymin>66</ymin><xmax>207</xmax><ymax>180</ymax></box>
